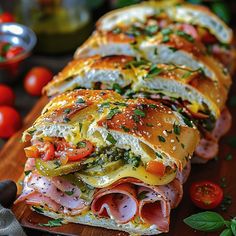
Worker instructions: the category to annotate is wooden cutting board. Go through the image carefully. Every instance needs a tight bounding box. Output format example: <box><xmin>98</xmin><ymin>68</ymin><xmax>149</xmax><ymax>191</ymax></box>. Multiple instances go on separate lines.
<box><xmin>0</xmin><ymin>84</ymin><xmax>236</xmax><ymax>235</ymax></box>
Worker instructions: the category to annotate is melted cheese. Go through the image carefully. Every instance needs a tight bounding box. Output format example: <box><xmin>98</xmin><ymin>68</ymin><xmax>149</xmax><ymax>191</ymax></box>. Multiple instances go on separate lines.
<box><xmin>76</xmin><ymin>164</ymin><xmax>176</xmax><ymax>188</ymax></box>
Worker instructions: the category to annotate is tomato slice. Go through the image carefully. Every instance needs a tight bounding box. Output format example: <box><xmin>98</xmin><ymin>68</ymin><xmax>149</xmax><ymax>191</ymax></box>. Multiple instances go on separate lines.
<box><xmin>146</xmin><ymin>160</ymin><xmax>166</xmax><ymax>177</ymax></box>
<box><xmin>56</xmin><ymin>140</ymin><xmax>94</xmax><ymax>162</ymax></box>
<box><xmin>190</xmin><ymin>180</ymin><xmax>223</xmax><ymax>209</ymax></box>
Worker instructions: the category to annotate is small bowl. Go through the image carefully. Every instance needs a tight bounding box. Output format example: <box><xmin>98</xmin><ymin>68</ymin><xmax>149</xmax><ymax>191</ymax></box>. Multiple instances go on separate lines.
<box><xmin>0</xmin><ymin>23</ymin><xmax>37</xmax><ymax>84</ymax></box>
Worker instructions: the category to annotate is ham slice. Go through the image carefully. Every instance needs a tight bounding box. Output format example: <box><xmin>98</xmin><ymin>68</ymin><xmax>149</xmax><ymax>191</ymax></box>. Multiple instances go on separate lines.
<box><xmin>91</xmin><ymin>183</ymin><xmax>138</xmax><ymax>224</ymax></box>
<box><xmin>194</xmin><ymin>107</ymin><xmax>231</xmax><ymax>161</ymax></box>
<box><xmin>176</xmin><ymin>160</ymin><xmax>191</xmax><ymax>184</ymax></box>
<box><xmin>15</xmin><ymin>173</ymin><xmax>89</xmax><ymax>215</ymax></box>
<box><xmin>137</xmin><ymin>186</ymin><xmax>170</xmax><ymax>232</ymax></box>
<box><xmin>91</xmin><ymin>178</ymin><xmax>183</xmax><ymax>232</ymax></box>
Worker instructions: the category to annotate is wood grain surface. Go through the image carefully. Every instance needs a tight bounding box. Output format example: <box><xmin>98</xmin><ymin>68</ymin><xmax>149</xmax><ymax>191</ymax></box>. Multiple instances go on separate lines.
<box><xmin>0</xmin><ymin>82</ymin><xmax>236</xmax><ymax>235</ymax></box>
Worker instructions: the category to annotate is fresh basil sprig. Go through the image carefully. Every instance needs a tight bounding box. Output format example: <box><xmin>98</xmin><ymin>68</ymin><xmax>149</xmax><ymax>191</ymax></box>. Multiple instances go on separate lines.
<box><xmin>184</xmin><ymin>211</ymin><xmax>236</xmax><ymax>235</ymax></box>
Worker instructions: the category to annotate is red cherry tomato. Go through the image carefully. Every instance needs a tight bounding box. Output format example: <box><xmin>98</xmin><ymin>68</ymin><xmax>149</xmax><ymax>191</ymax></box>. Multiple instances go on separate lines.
<box><xmin>24</xmin><ymin>67</ymin><xmax>53</xmax><ymax>96</ymax></box>
<box><xmin>0</xmin><ymin>84</ymin><xmax>15</xmax><ymax>106</ymax></box>
<box><xmin>0</xmin><ymin>12</ymin><xmax>15</xmax><ymax>23</ymax></box>
<box><xmin>190</xmin><ymin>180</ymin><xmax>223</xmax><ymax>209</ymax></box>
<box><xmin>0</xmin><ymin>106</ymin><xmax>22</xmax><ymax>138</ymax></box>
<box><xmin>5</xmin><ymin>46</ymin><xmax>24</xmax><ymax>60</ymax></box>
<box><xmin>146</xmin><ymin>160</ymin><xmax>166</xmax><ymax>177</ymax></box>
<box><xmin>56</xmin><ymin>140</ymin><xmax>94</xmax><ymax>162</ymax></box>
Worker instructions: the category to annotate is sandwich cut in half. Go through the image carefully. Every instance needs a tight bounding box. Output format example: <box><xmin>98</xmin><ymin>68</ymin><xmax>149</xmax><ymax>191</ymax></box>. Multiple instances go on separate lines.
<box><xmin>75</xmin><ymin>1</ymin><xmax>234</xmax><ymax>82</ymax></box>
<box><xmin>44</xmin><ymin>55</ymin><xmax>232</xmax><ymax>162</ymax></box>
<box><xmin>15</xmin><ymin>90</ymin><xmax>200</xmax><ymax>235</ymax></box>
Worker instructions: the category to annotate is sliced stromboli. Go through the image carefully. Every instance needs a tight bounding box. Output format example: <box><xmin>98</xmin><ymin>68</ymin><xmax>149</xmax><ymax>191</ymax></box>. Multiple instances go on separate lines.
<box><xmin>96</xmin><ymin>1</ymin><xmax>234</xmax><ymax>72</ymax></box>
<box><xmin>43</xmin><ymin>55</ymin><xmax>135</xmax><ymax>97</ymax></box>
<box><xmin>17</xmin><ymin>89</ymin><xmax>200</xmax><ymax>235</ymax></box>
<box><xmin>97</xmin><ymin>2</ymin><xmax>232</xmax><ymax>44</ymax></box>
<box><xmin>75</xmin><ymin>30</ymin><xmax>231</xmax><ymax>86</ymax></box>
<box><xmin>44</xmin><ymin>55</ymin><xmax>229</xmax><ymax>118</ymax></box>
<box><xmin>23</xmin><ymin>90</ymin><xmax>199</xmax><ymax>185</ymax></box>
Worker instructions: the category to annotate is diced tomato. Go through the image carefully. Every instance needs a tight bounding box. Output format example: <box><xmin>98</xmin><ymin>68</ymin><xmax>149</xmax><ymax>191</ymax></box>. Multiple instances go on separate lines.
<box><xmin>24</xmin><ymin>146</ymin><xmax>40</xmax><ymax>158</ymax></box>
<box><xmin>0</xmin><ymin>12</ymin><xmax>15</xmax><ymax>23</ymax></box>
<box><xmin>190</xmin><ymin>180</ymin><xmax>223</xmax><ymax>209</ymax></box>
<box><xmin>146</xmin><ymin>160</ymin><xmax>166</xmax><ymax>177</ymax></box>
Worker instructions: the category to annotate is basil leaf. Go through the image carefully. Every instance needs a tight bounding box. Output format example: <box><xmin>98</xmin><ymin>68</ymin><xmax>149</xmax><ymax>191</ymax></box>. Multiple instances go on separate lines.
<box><xmin>184</xmin><ymin>211</ymin><xmax>225</xmax><ymax>232</ymax></box>
<box><xmin>146</xmin><ymin>65</ymin><xmax>163</xmax><ymax>78</ymax></box>
<box><xmin>230</xmin><ymin>219</ymin><xmax>236</xmax><ymax>236</ymax></box>
<box><xmin>220</xmin><ymin>228</ymin><xmax>233</xmax><ymax>236</ymax></box>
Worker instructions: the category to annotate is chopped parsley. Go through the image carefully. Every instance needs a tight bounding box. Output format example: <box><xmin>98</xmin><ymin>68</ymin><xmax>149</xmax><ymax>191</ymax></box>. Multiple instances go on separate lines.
<box><xmin>39</xmin><ymin>218</ymin><xmax>64</xmax><ymax>227</ymax></box>
<box><xmin>113</xmin><ymin>102</ymin><xmax>127</xmax><ymax>107</ymax></box>
<box><xmin>158</xmin><ymin>135</ymin><xmax>166</xmax><ymax>142</ymax></box>
<box><xmin>65</xmin><ymin>190</ymin><xmax>74</xmax><ymax>196</ymax></box>
<box><xmin>76</xmin><ymin>98</ymin><xmax>85</xmax><ymax>104</ymax></box>
<box><xmin>134</xmin><ymin>109</ymin><xmax>146</xmax><ymax>117</ymax></box>
<box><xmin>112</xmin><ymin>27</ymin><xmax>122</xmax><ymax>34</ymax></box>
<box><xmin>176</xmin><ymin>30</ymin><xmax>194</xmax><ymax>42</ymax></box>
<box><xmin>106</xmin><ymin>133</ymin><xmax>117</xmax><ymax>144</ymax></box>
<box><xmin>77</xmin><ymin>141</ymin><xmax>86</xmax><ymax>148</ymax></box>
<box><xmin>106</xmin><ymin>107</ymin><xmax>121</xmax><ymax>119</ymax></box>
<box><xmin>112</xmin><ymin>83</ymin><xmax>123</xmax><ymax>94</ymax></box>
<box><xmin>161</xmin><ymin>28</ymin><xmax>173</xmax><ymax>43</ymax></box>
<box><xmin>79</xmin><ymin>123</ymin><xmax>83</xmax><ymax>132</ymax></box>
<box><xmin>137</xmin><ymin>191</ymin><xmax>149</xmax><ymax>200</ymax></box>
<box><xmin>219</xmin><ymin>177</ymin><xmax>227</xmax><ymax>188</ymax></box>
<box><xmin>182</xmin><ymin>116</ymin><xmax>193</xmax><ymax>127</ymax></box>
<box><xmin>145</xmin><ymin>25</ymin><xmax>159</xmax><ymax>36</ymax></box>
<box><xmin>173</xmin><ymin>123</ymin><xmax>181</xmax><ymax>135</ymax></box>
<box><xmin>146</xmin><ymin>123</ymin><xmax>154</xmax><ymax>127</ymax></box>
<box><xmin>149</xmin><ymin>104</ymin><xmax>158</xmax><ymax>109</ymax></box>
<box><xmin>32</xmin><ymin>206</ymin><xmax>44</xmax><ymax>214</ymax></box>
<box><xmin>24</xmin><ymin>170</ymin><xmax>32</xmax><ymax>176</ymax></box>
<box><xmin>63</xmin><ymin>108</ymin><xmax>71</xmax><ymax>114</ymax></box>
<box><xmin>123</xmin><ymin>151</ymin><xmax>141</xmax><ymax>168</ymax></box>
<box><xmin>146</xmin><ymin>65</ymin><xmax>163</xmax><ymax>78</ymax></box>
<box><xmin>63</xmin><ymin>117</ymin><xmax>71</xmax><ymax>123</ymax></box>
<box><xmin>121</xmin><ymin>125</ymin><xmax>130</xmax><ymax>132</ymax></box>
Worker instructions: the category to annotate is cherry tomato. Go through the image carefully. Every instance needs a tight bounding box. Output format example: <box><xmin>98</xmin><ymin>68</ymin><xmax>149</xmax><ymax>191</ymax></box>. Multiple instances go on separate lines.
<box><xmin>24</xmin><ymin>67</ymin><xmax>53</xmax><ymax>96</ymax></box>
<box><xmin>57</xmin><ymin>140</ymin><xmax>94</xmax><ymax>162</ymax></box>
<box><xmin>5</xmin><ymin>46</ymin><xmax>24</xmax><ymax>60</ymax></box>
<box><xmin>0</xmin><ymin>12</ymin><xmax>15</xmax><ymax>23</ymax></box>
<box><xmin>146</xmin><ymin>160</ymin><xmax>166</xmax><ymax>177</ymax></box>
<box><xmin>0</xmin><ymin>84</ymin><xmax>15</xmax><ymax>106</ymax></box>
<box><xmin>190</xmin><ymin>180</ymin><xmax>223</xmax><ymax>209</ymax></box>
<box><xmin>0</xmin><ymin>106</ymin><xmax>22</xmax><ymax>138</ymax></box>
